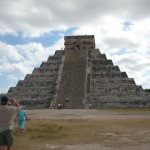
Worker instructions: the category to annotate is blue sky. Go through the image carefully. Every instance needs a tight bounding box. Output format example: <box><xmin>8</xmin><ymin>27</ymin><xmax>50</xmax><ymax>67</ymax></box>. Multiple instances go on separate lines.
<box><xmin>0</xmin><ymin>27</ymin><xmax>77</xmax><ymax>47</ymax></box>
<box><xmin>0</xmin><ymin>0</ymin><xmax>150</xmax><ymax>94</ymax></box>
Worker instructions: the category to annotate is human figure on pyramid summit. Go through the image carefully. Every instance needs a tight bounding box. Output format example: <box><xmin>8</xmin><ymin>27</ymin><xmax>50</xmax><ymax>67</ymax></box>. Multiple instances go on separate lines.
<box><xmin>0</xmin><ymin>96</ymin><xmax>21</xmax><ymax>150</ymax></box>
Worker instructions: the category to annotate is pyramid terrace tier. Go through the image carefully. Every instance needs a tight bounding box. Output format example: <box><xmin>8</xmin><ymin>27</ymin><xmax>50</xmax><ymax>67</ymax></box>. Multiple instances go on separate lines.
<box><xmin>32</xmin><ymin>68</ymin><xmax>59</xmax><ymax>75</ymax></box>
<box><xmin>90</xmin><ymin>78</ymin><xmax>136</xmax><ymax>84</ymax></box>
<box><xmin>91</xmin><ymin>59</ymin><xmax>113</xmax><ymax>65</ymax></box>
<box><xmin>89</xmin><ymin>85</ymin><xmax>144</xmax><ymax>95</ymax></box>
<box><xmin>92</xmin><ymin>65</ymin><xmax>120</xmax><ymax>71</ymax></box>
<box><xmin>91</xmin><ymin>72</ymin><xmax>128</xmax><ymax>78</ymax></box>
<box><xmin>89</xmin><ymin>100</ymin><xmax>150</xmax><ymax>108</ymax></box>
<box><xmin>40</xmin><ymin>62</ymin><xmax>61</xmax><ymax>68</ymax></box>
<box><xmin>24</xmin><ymin>74</ymin><xmax>58</xmax><ymax>81</ymax></box>
<box><xmin>15</xmin><ymin>80</ymin><xmax>57</xmax><ymax>87</ymax></box>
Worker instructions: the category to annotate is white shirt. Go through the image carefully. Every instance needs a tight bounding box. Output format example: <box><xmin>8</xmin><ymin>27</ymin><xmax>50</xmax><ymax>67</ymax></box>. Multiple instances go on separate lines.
<box><xmin>0</xmin><ymin>105</ymin><xmax>21</xmax><ymax>132</ymax></box>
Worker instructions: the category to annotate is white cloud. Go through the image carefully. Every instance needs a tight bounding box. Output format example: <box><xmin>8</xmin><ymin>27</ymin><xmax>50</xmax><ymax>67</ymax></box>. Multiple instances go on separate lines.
<box><xmin>0</xmin><ymin>0</ymin><xmax>150</xmax><ymax>92</ymax></box>
<box><xmin>0</xmin><ymin>42</ymin><xmax>23</xmax><ymax>61</ymax></box>
<box><xmin>0</xmin><ymin>40</ymin><xmax>63</xmax><ymax>93</ymax></box>
<box><xmin>0</xmin><ymin>0</ymin><xmax>150</xmax><ymax>37</ymax></box>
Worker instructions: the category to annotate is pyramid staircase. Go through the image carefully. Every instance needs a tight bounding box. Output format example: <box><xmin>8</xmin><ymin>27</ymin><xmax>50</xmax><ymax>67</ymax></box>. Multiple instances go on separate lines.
<box><xmin>55</xmin><ymin>46</ymin><xmax>88</xmax><ymax>108</ymax></box>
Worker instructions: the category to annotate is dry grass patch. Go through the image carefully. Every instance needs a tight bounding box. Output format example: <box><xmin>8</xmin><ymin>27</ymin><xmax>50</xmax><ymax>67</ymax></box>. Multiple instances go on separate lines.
<box><xmin>13</xmin><ymin>117</ymin><xmax>150</xmax><ymax>150</ymax></box>
<box><xmin>98</xmin><ymin>108</ymin><xmax>150</xmax><ymax>113</ymax></box>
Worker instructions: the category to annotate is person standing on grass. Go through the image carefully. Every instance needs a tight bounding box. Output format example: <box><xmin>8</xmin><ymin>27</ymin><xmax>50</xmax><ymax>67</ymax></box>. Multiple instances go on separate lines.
<box><xmin>17</xmin><ymin>107</ymin><xmax>27</xmax><ymax>132</ymax></box>
<box><xmin>0</xmin><ymin>96</ymin><xmax>21</xmax><ymax>150</ymax></box>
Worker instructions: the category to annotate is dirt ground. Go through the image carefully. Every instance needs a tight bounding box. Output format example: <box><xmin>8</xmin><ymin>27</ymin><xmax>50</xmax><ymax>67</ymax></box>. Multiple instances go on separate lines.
<box><xmin>14</xmin><ymin>109</ymin><xmax>150</xmax><ymax>150</ymax></box>
<box><xmin>27</xmin><ymin>108</ymin><xmax>150</xmax><ymax>120</ymax></box>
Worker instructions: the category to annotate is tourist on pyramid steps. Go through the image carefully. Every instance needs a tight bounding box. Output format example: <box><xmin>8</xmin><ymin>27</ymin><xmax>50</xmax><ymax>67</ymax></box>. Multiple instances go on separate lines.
<box><xmin>66</xmin><ymin>97</ymin><xmax>69</xmax><ymax>103</ymax></box>
<box><xmin>16</xmin><ymin>107</ymin><xmax>27</xmax><ymax>133</ymax></box>
<box><xmin>58</xmin><ymin>103</ymin><xmax>62</xmax><ymax>110</ymax></box>
<box><xmin>89</xmin><ymin>103</ymin><xmax>92</xmax><ymax>109</ymax></box>
<box><xmin>0</xmin><ymin>96</ymin><xmax>21</xmax><ymax>150</ymax></box>
<box><xmin>75</xmin><ymin>45</ymin><xmax>80</xmax><ymax>52</ymax></box>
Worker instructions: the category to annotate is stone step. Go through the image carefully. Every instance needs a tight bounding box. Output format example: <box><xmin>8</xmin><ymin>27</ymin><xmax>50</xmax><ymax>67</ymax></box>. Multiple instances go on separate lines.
<box><xmin>90</xmin><ymin>78</ymin><xmax>135</xmax><ymax>84</ymax></box>
<box><xmin>32</xmin><ymin>68</ymin><xmax>58</xmax><ymax>75</ymax></box>
<box><xmin>91</xmin><ymin>72</ymin><xmax>128</xmax><ymax>78</ymax></box>
<box><xmin>25</xmin><ymin>74</ymin><xmax>56</xmax><ymax>80</ymax></box>
<box><xmin>92</xmin><ymin>65</ymin><xmax>120</xmax><ymax>71</ymax></box>
<box><xmin>92</xmin><ymin>59</ymin><xmax>113</xmax><ymax>65</ymax></box>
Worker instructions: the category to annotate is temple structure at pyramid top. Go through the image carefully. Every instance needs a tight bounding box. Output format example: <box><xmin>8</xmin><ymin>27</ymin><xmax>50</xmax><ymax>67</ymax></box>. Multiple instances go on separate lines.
<box><xmin>7</xmin><ymin>35</ymin><xmax>150</xmax><ymax>108</ymax></box>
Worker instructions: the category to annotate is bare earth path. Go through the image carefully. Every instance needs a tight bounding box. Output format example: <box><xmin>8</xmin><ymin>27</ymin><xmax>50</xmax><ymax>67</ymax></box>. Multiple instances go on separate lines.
<box><xmin>27</xmin><ymin>109</ymin><xmax>150</xmax><ymax>120</ymax></box>
<box><xmin>22</xmin><ymin>109</ymin><xmax>150</xmax><ymax>150</ymax></box>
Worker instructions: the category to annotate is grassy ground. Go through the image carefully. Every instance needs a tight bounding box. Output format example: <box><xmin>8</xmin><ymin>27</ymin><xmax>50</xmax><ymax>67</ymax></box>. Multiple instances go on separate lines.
<box><xmin>12</xmin><ymin>115</ymin><xmax>150</xmax><ymax>149</ymax></box>
<box><xmin>98</xmin><ymin>108</ymin><xmax>150</xmax><ymax>112</ymax></box>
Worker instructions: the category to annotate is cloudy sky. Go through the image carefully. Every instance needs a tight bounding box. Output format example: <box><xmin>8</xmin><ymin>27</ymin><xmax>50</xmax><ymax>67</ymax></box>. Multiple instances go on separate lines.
<box><xmin>0</xmin><ymin>0</ymin><xmax>150</xmax><ymax>94</ymax></box>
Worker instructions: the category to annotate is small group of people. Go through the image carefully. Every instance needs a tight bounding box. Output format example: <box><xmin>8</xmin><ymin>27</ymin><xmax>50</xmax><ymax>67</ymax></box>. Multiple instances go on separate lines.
<box><xmin>57</xmin><ymin>97</ymin><xmax>70</xmax><ymax>110</ymax></box>
<box><xmin>0</xmin><ymin>96</ymin><xmax>27</xmax><ymax>150</ymax></box>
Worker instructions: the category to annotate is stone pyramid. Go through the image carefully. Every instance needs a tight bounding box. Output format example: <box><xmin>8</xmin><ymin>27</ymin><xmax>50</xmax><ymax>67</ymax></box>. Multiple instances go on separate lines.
<box><xmin>7</xmin><ymin>35</ymin><xmax>150</xmax><ymax>108</ymax></box>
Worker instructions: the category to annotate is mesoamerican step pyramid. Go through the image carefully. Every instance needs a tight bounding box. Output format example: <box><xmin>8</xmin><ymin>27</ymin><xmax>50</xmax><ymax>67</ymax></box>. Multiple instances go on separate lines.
<box><xmin>7</xmin><ymin>35</ymin><xmax>150</xmax><ymax>108</ymax></box>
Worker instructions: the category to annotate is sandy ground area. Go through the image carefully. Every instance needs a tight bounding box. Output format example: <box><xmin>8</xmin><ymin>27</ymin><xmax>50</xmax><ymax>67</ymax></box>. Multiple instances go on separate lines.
<box><xmin>26</xmin><ymin>109</ymin><xmax>150</xmax><ymax>150</ymax></box>
<box><xmin>27</xmin><ymin>109</ymin><xmax>150</xmax><ymax>120</ymax></box>
<box><xmin>44</xmin><ymin>143</ymin><xmax>150</xmax><ymax>150</ymax></box>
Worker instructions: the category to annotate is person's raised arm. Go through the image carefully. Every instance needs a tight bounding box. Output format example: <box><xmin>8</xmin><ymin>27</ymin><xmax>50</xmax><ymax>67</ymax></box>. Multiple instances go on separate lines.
<box><xmin>10</xmin><ymin>98</ymin><xmax>20</xmax><ymax>107</ymax></box>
